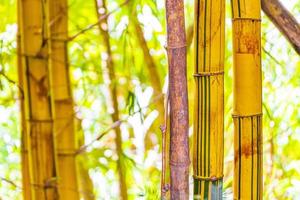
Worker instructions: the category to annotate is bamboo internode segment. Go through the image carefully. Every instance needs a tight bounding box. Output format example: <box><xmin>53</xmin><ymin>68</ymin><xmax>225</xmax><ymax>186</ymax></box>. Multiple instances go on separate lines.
<box><xmin>231</xmin><ymin>0</ymin><xmax>263</xmax><ymax>199</ymax></box>
<box><xmin>47</xmin><ymin>0</ymin><xmax>80</xmax><ymax>198</ymax></box>
<box><xmin>193</xmin><ymin>0</ymin><xmax>225</xmax><ymax>199</ymax></box>
<box><xmin>19</xmin><ymin>0</ymin><xmax>58</xmax><ymax>198</ymax></box>
<box><xmin>166</xmin><ymin>0</ymin><xmax>190</xmax><ymax>199</ymax></box>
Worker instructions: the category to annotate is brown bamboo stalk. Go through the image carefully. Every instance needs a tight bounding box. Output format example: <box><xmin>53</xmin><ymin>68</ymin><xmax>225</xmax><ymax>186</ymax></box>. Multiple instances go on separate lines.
<box><xmin>47</xmin><ymin>0</ymin><xmax>80</xmax><ymax>198</ymax></box>
<box><xmin>17</xmin><ymin>1</ymin><xmax>31</xmax><ymax>198</ymax></box>
<box><xmin>95</xmin><ymin>0</ymin><xmax>128</xmax><ymax>199</ymax></box>
<box><xmin>165</xmin><ymin>0</ymin><xmax>190</xmax><ymax>199</ymax></box>
<box><xmin>261</xmin><ymin>0</ymin><xmax>300</xmax><ymax>54</ymax></box>
<box><xmin>19</xmin><ymin>0</ymin><xmax>58</xmax><ymax>198</ymax></box>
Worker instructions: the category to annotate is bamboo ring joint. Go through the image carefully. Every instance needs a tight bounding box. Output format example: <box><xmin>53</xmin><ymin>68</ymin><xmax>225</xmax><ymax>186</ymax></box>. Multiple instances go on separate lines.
<box><xmin>169</xmin><ymin>159</ymin><xmax>190</xmax><ymax>167</ymax></box>
<box><xmin>193</xmin><ymin>71</ymin><xmax>224</xmax><ymax>77</ymax></box>
<box><xmin>193</xmin><ymin>174</ymin><xmax>224</xmax><ymax>181</ymax></box>
<box><xmin>232</xmin><ymin>18</ymin><xmax>261</xmax><ymax>22</ymax></box>
<box><xmin>232</xmin><ymin>113</ymin><xmax>263</xmax><ymax>118</ymax></box>
<box><xmin>164</xmin><ymin>44</ymin><xmax>187</xmax><ymax>50</ymax></box>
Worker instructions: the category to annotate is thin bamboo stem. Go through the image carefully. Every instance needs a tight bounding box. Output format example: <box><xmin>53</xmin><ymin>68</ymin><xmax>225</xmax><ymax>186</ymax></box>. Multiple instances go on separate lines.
<box><xmin>17</xmin><ymin>1</ymin><xmax>31</xmax><ymax>198</ymax></box>
<box><xmin>231</xmin><ymin>0</ymin><xmax>263</xmax><ymax>199</ymax></box>
<box><xmin>19</xmin><ymin>0</ymin><xmax>58</xmax><ymax>198</ymax></box>
<box><xmin>165</xmin><ymin>0</ymin><xmax>189</xmax><ymax>199</ymax></box>
<box><xmin>47</xmin><ymin>0</ymin><xmax>80</xmax><ymax>198</ymax></box>
<box><xmin>193</xmin><ymin>0</ymin><xmax>225</xmax><ymax>199</ymax></box>
<box><xmin>95</xmin><ymin>0</ymin><xmax>128</xmax><ymax>199</ymax></box>
<box><xmin>76</xmin><ymin>119</ymin><xmax>95</xmax><ymax>200</ymax></box>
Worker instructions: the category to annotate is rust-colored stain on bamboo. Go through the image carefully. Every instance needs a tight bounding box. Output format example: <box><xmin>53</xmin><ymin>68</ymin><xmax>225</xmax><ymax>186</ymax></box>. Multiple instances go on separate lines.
<box><xmin>165</xmin><ymin>0</ymin><xmax>189</xmax><ymax>199</ymax></box>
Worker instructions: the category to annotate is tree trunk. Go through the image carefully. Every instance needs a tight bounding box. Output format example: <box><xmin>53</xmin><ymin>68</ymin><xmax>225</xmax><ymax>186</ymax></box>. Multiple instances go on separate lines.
<box><xmin>47</xmin><ymin>0</ymin><xmax>80</xmax><ymax>198</ymax></box>
<box><xmin>95</xmin><ymin>0</ymin><xmax>128</xmax><ymax>199</ymax></box>
<box><xmin>231</xmin><ymin>0</ymin><xmax>263</xmax><ymax>199</ymax></box>
<box><xmin>261</xmin><ymin>0</ymin><xmax>300</xmax><ymax>55</ymax></box>
<box><xmin>165</xmin><ymin>0</ymin><xmax>190</xmax><ymax>199</ymax></box>
<box><xmin>193</xmin><ymin>0</ymin><xmax>225</xmax><ymax>199</ymax></box>
<box><xmin>19</xmin><ymin>0</ymin><xmax>58</xmax><ymax>199</ymax></box>
<box><xmin>17</xmin><ymin>1</ymin><xmax>31</xmax><ymax>198</ymax></box>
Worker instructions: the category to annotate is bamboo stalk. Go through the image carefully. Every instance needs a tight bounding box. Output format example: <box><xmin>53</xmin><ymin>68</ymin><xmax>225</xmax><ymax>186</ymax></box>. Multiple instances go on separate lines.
<box><xmin>165</xmin><ymin>0</ymin><xmax>189</xmax><ymax>199</ymax></box>
<box><xmin>95</xmin><ymin>0</ymin><xmax>128</xmax><ymax>199</ymax></box>
<box><xmin>131</xmin><ymin>13</ymin><xmax>163</xmax><ymax>98</ymax></box>
<box><xmin>19</xmin><ymin>0</ymin><xmax>58</xmax><ymax>198</ymax></box>
<box><xmin>76</xmin><ymin>119</ymin><xmax>95</xmax><ymax>200</ymax></box>
<box><xmin>261</xmin><ymin>0</ymin><xmax>300</xmax><ymax>55</ymax></box>
<box><xmin>17</xmin><ymin>1</ymin><xmax>31</xmax><ymax>199</ymax></box>
<box><xmin>131</xmin><ymin>8</ymin><xmax>165</xmax><ymax>128</ymax></box>
<box><xmin>231</xmin><ymin>0</ymin><xmax>263</xmax><ymax>199</ymax></box>
<box><xmin>47</xmin><ymin>0</ymin><xmax>80</xmax><ymax>198</ymax></box>
<box><xmin>193</xmin><ymin>0</ymin><xmax>225</xmax><ymax>199</ymax></box>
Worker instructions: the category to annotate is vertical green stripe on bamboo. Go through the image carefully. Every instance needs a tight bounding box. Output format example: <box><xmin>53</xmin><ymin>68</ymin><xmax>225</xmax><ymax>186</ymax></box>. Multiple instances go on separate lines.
<box><xmin>193</xmin><ymin>0</ymin><xmax>225</xmax><ymax>199</ymax></box>
<box><xmin>231</xmin><ymin>0</ymin><xmax>263</xmax><ymax>199</ymax></box>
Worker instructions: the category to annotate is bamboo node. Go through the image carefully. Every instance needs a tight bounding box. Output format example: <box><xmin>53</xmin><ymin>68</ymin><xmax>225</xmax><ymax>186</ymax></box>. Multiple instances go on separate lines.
<box><xmin>232</xmin><ymin>18</ymin><xmax>261</xmax><ymax>22</ymax></box>
<box><xmin>162</xmin><ymin>184</ymin><xmax>170</xmax><ymax>193</ymax></box>
<box><xmin>232</xmin><ymin>113</ymin><xmax>263</xmax><ymax>118</ymax></box>
<box><xmin>160</xmin><ymin>125</ymin><xmax>167</xmax><ymax>134</ymax></box>
<box><xmin>169</xmin><ymin>159</ymin><xmax>190</xmax><ymax>167</ymax></box>
<box><xmin>27</xmin><ymin>119</ymin><xmax>53</xmax><ymax>123</ymax></box>
<box><xmin>193</xmin><ymin>71</ymin><xmax>224</xmax><ymax>77</ymax></box>
<box><xmin>164</xmin><ymin>44</ymin><xmax>187</xmax><ymax>50</ymax></box>
<box><xmin>193</xmin><ymin>174</ymin><xmax>224</xmax><ymax>181</ymax></box>
<box><xmin>57</xmin><ymin>149</ymin><xmax>77</xmax><ymax>156</ymax></box>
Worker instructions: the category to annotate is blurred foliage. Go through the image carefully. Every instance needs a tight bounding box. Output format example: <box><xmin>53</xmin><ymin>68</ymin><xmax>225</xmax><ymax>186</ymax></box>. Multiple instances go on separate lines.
<box><xmin>0</xmin><ymin>0</ymin><xmax>299</xmax><ymax>199</ymax></box>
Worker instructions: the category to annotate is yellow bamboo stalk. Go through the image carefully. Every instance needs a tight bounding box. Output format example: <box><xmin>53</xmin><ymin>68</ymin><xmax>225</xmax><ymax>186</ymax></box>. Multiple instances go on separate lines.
<box><xmin>95</xmin><ymin>0</ymin><xmax>128</xmax><ymax>199</ymax></box>
<box><xmin>76</xmin><ymin>119</ymin><xmax>95</xmax><ymax>200</ymax></box>
<box><xmin>231</xmin><ymin>0</ymin><xmax>263</xmax><ymax>199</ymax></box>
<box><xmin>130</xmin><ymin>5</ymin><xmax>166</xmax><ymax>157</ymax></box>
<box><xmin>19</xmin><ymin>0</ymin><xmax>58</xmax><ymax>199</ymax></box>
<box><xmin>193</xmin><ymin>0</ymin><xmax>225</xmax><ymax>199</ymax></box>
<box><xmin>17</xmin><ymin>1</ymin><xmax>31</xmax><ymax>199</ymax></box>
<box><xmin>131</xmin><ymin>13</ymin><xmax>163</xmax><ymax>102</ymax></box>
<box><xmin>47</xmin><ymin>0</ymin><xmax>79</xmax><ymax>198</ymax></box>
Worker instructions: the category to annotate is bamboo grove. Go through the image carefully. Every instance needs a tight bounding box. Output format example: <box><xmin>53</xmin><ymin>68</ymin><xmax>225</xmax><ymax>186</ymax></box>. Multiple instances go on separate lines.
<box><xmin>0</xmin><ymin>0</ymin><xmax>297</xmax><ymax>199</ymax></box>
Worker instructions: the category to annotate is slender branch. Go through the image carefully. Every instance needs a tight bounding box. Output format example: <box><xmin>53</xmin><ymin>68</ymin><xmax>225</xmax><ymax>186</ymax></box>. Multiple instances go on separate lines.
<box><xmin>0</xmin><ymin>71</ymin><xmax>24</xmax><ymax>98</ymax></box>
<box><xmin>68</xmin><ymin>0</ymin><xmax>129</xmax><ymax>41</ymax></box>
<box><xmin>76</xmin><ymin>93</ymin><xmax>164</xmax><ymax>154</ymax></box>
<box><xmin>262</xmin><ymin>0</ymin><xmax>300</xmax><ymax>54</ymax></box>
<box><xmin>0</xmin><ymin>177</ymin><xmax>21</xmax><ymax>189</ymax></box>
